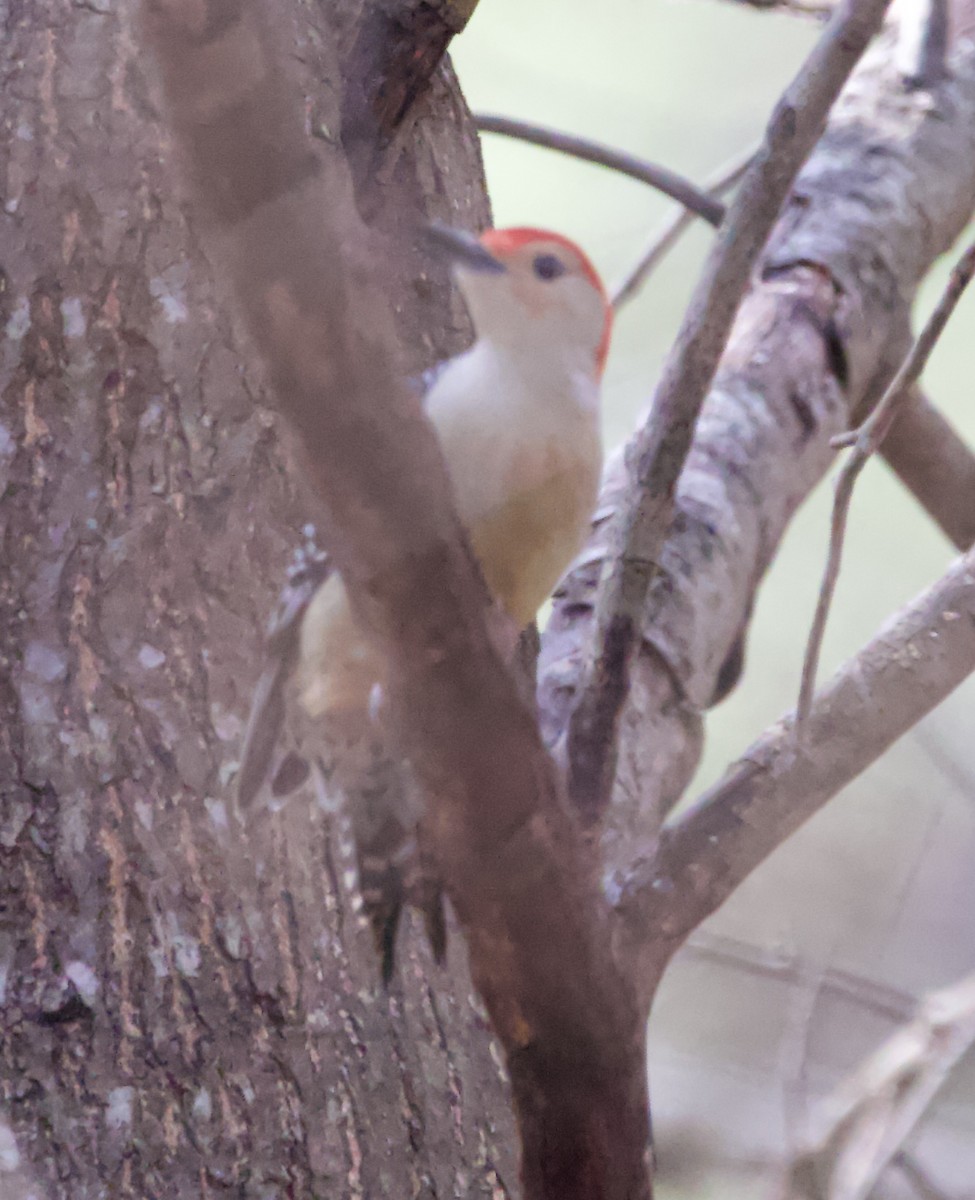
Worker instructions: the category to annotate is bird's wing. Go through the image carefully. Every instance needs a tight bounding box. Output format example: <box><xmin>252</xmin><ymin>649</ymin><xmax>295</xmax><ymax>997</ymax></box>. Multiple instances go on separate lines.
<box><xmin>235</xmin><ymin>361</ymin><xmax>446</xmax><ymax>804</ymax></box>
<box><xmin>236</xmin><ymin>539</ymin><xmax>331</xmax><ymax>808</ymax></box>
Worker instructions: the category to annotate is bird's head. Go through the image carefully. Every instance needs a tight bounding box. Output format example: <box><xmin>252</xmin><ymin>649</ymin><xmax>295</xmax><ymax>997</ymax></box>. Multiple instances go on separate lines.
<box><xmin>426</xmin><ymin>225</ymin><xmax>612</xmax><ymax>378</ymax></box>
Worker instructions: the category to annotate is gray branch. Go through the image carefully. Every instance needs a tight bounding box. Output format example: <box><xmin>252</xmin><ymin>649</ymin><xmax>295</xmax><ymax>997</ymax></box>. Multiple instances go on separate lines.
<box><xmin>538</xmin><ymin>6</ymin><xmax>975</xmax><ymax>991</ymax></box>
<box><xmin>560</xmin><ymin>0</ymin><xmax>893</xmax><ymax>825</ymax></box>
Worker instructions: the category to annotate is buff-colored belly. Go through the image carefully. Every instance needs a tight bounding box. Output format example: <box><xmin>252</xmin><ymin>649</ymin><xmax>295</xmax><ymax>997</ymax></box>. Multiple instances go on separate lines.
<box><xmin>298</xmin><ymin>429</ymin><xmax>601</xmax><ymax>716</ymax></box>
<box><xmin>297</xmin><ymin>575</ymin><xmax>384</xmax><ymax>716</ymax></box>
<box><xmin>470</xmin><ymin>458</ymin><xmax>600</xmax><ymax>626</ymax></box>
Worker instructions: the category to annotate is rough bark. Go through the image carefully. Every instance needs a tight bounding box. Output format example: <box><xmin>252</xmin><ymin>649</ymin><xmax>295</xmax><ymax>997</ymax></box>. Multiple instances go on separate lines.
<box><xmin>5</xmin><ymin>0</ymin><xmax>975</xmax><ymax>1194</ymax></box>
<box><xmin>561</xmin><ymin>0</ymin><xmax>892</xmax><ymax>822</ymax></box>
<box><xmin>0</xmin><ymin>3</ymin><xmax>515</xmax><ymax>1198</ymax></box>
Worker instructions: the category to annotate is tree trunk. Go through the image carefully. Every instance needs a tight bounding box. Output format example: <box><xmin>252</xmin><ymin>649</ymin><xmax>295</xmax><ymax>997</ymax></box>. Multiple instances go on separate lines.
<box><xmin>0</xmin><ymin>3</ymin><xmax>512</xmax><ymax>1197</ymax></box>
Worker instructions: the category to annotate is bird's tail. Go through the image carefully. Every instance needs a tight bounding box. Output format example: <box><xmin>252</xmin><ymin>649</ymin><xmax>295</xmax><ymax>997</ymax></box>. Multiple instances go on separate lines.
<box><xmin>337</xmin><ymin>724</ymin><xmax>446</xmax><ymax>985</ymax></box>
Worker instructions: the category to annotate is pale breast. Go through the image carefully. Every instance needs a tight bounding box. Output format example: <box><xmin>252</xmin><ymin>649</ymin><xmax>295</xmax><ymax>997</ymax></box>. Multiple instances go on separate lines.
<box><xmin>468</xmin><ymin>427</ymin><xmax>602</xmax><ymax>625</ymax></box>
<box><xmin>428</xmin><ymin>347</ymin><xmax>603</xmax><ymax>626</ymax></box>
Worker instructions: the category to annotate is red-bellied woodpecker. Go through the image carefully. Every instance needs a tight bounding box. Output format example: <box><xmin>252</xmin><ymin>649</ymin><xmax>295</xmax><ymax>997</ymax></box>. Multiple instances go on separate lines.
<box><xmin>238</xmin><ymin>226</ymin><xmax>612</xmax><ymax>981</ymax></box>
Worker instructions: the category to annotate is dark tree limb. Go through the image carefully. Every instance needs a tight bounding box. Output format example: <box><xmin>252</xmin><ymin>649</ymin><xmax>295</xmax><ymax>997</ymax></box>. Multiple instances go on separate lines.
<box><xmin>474</xmin><ymin>113</ymin><xmax>726</xmax><ymax>226</ymax></box>
<box><xmin>561</xmin><ymin>0</ymin><xmax>893</xmax><ymax>826</ymax></box>
<box><xmin>140</xmin><ymin>3</ymin><xmax>651</xmax><ymax>1197</ymax></box>
<box><xmin>341</xmin><ymin>0</ymin><xmax>480</xmax><ymax>201</ymax></box>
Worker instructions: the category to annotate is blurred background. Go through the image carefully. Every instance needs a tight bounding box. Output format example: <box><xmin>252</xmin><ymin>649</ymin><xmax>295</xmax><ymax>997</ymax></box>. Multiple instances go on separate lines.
<box><xmin>454</xmin><ymin>3</ymin><xmax>975</xmax><ymax>1195</ymax></box>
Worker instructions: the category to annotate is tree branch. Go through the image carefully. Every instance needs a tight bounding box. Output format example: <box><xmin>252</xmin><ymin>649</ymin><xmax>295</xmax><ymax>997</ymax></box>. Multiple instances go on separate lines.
<box><xmin>632</xmin><ymin>544</ymin><xmax>975</xmax><ymax>951</ymax></box>
<box><xmin>562</xmin><ymin>0</ymin><xmax>893</xmax><ymax>826</ymax></box>
<box><xmin>722</xmin><ymin>0</ymin><xmax>834</xmax><ymax>14</ymax></box>
<box><xmin>607</xmin><ymin>146</ymin><xmax>975</xmax><ymax>551</ymax></box>
<box><xmin>797</xmin><ymin>236</ymin><xmax>975</xmax><ymax>728</ymax></box>
<box><xmin>682</xmin><ymin>929</ymin><xmax>916</xmax><ymax>1023</ymax></box>
<box><xmin>141</xmin><ymin>3</ymin><xmax>651</xmax><ymax>1197</ymax></box>
<box><xmin>474</xmin><ymin>113</ymin><xmax>726</xmax><ymax>226</ymax></box>
<box><xmin>881</xmin><ymin>393</ymin><xmax>975</xmax><ymax>550</ymax></box>
<box><xmin>538</xmin><ymin>7</ymin><xmax>975</xmax><ymax>988</ymax></box>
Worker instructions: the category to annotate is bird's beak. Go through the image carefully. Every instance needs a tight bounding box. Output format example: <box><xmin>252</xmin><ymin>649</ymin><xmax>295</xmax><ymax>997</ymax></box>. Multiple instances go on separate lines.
<box><xmin>423</xmin><ymin>223</ymin><xmax>506</xmax><ymax>274</ymax></box>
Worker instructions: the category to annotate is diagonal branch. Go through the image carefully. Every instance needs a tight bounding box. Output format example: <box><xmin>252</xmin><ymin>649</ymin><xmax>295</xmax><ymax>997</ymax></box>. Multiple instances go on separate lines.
<box><xmin>631</xmin><ymin>543</ymin><xmax>975</xmax><ymax>952</ymax></box>
<box><xmin>683</xmin><ymin>930</ymin><xmax>916</xmax><ymax>1023</ymax></box>
<box><xmin>561</xmin><ymin>0</ymin><xmax>893</xmax><ymax>826</ymax></box>
<box><xmin>474</xmin><ymin>113</ymin><xmax>726</xmax><ymax>225</ymax></box>
<box><xmin>140</xmin><ymin>3</ymin><xmax>651</xmax><ymax>1198</ymax></box>
<box><xmin>881</xmin><ymin>392</ymin><xmax>975</xmax><ymax>551</ymax></box>
<box><xmin>797</xmin><ymin>236</ymin><xmax>975</xmax><ymax>729</ymax></box>
<box><xmin>611</xmin><ymin>167</ymin><xmax>975</xmax><ymax>550</ymax></box>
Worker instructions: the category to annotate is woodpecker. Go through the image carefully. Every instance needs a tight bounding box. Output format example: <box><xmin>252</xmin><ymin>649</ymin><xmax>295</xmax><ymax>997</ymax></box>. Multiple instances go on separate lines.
<box><xmin>238</xmin><ymin>225</ymin><xmax>612</xmax><ymax>981</ymax></box>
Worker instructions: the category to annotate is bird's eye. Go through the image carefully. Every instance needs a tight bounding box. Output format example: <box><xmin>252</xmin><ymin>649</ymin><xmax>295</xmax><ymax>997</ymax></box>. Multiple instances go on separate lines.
<box><xmin>533</xmin><ymin>253</ymin><xmax>566</xmax><ymax>281</ymax></box>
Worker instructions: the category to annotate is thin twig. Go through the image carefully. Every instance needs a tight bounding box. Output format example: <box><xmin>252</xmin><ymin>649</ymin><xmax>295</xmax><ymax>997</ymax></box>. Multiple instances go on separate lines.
<box><xmin>474</xmin><ymin>113</ymin><xmax>726</xmax><ymax>227</ymax></box>
<box><xmin>612</xmin><ymin>144</ymin><xmax>757</xmax><ymax>310</ymax></box>
<box><xmin>563</xmin><ymin>0</ymin><xmax>892</xmax><ymax>826</ymax></box>
<box><xmin>779</xmin><ymin>958</ymin><xmax>828</xmax><ymax>1170</ymax></box>
<box><xmin>796</xmin><ymin>237</ymin><xmax>975</xmax><ymax>729</ymax></box>
<box><xmin>683</xmin><ymin>930</ymin><xmax>915</xmax><ymax>1023</ymax></box>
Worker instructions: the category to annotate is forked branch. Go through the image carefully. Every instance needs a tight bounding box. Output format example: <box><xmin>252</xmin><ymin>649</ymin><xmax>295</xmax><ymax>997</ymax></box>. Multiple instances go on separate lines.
<box><xmin>786</xmin><ymin>969</ymin><xmax>975</xmax><ymax>1199</ymax></box>
<box><xmin>563</xmin><ymin>0</ymin><xmax>893</xmax><ymax>824</ymax></box>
